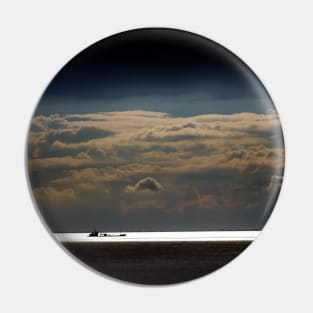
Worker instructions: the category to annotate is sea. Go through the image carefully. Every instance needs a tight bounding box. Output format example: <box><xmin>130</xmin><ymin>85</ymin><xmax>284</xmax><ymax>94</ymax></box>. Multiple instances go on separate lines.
<box><xmin>55</xmin><ymin>231</ymin><xmax>259</xmax><ymax>242</ymax></box>
<box><xmin>56</xmin><ymin>231</ymin><xmax>259</xmax><ymax>284</ymax></box>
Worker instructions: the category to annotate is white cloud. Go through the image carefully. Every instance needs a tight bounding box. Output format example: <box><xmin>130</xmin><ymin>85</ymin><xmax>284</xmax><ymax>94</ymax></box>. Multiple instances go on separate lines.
<box><xmin>125</xmin><ymin>177</ymin><xmax>164</xmax><ymax>193</ymax></box>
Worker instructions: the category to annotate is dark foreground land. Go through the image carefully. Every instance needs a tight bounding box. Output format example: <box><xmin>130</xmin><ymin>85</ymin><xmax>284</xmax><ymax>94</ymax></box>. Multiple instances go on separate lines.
<box><xmin>63</xmin><ymin>241</ymin><xmax>251</xmax><ymax>285</ymax></box>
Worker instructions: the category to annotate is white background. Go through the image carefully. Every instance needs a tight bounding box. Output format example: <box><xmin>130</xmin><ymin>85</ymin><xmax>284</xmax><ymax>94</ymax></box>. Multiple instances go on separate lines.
<box><xmin>0</xmin><ymin>1</ymin><xmax>312</xmax><ymax>312</ymax></box>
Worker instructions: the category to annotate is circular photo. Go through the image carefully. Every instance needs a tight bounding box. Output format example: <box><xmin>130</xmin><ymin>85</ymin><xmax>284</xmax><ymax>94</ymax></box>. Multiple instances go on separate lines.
<box><xmin>27</xmin><ymin>28</ymin><xmax>284</xmax><ymax>285</ymax></box>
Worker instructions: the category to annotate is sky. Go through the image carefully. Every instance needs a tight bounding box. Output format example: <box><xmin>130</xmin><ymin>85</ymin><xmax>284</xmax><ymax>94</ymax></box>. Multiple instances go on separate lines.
<box><xmin>28</xmin><ymin>28</ymin><xmax>284</xmax><ymax>232</ymax></box>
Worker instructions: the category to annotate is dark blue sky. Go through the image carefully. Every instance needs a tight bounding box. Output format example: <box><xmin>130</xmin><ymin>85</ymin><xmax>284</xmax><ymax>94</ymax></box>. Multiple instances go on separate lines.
<box><xmin>36</xmin><ymin>28</ymin><xmax>274</xmax><ymax>116</ymax></box>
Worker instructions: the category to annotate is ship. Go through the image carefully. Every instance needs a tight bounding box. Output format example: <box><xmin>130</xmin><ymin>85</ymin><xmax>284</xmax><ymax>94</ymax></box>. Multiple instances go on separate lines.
<box><xmin>88</xmin><ymin>229</ymin><xmax>126</xmax><ymax>237</ymax></box>
<box><xmin>101</xmin><ymin>233</ymin><xmax>126</xmax><ymax>237</ymax></box>
<box><xmin>88</xmin><ymin>229</ymin><xmax>99</xmax><ymax>237</ymax></box>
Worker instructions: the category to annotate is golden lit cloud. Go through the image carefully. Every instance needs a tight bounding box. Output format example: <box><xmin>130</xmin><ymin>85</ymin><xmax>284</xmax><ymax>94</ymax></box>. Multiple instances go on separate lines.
<box><xmin>28</xmin><ymin>111</ymin><xmax>284</xmax><ymax>215</ymax></box>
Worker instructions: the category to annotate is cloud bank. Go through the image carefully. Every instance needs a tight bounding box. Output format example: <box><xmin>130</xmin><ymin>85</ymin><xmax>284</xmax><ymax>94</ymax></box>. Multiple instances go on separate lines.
<box><xmin>28</xmin><ymin>110</ymin><xmax>284</xmax><ymax>231</ymax></box>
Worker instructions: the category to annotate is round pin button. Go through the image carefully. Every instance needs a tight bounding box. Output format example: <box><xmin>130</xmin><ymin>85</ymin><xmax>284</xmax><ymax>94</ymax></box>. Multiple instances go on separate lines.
<box><xmin>27</xmin><ymin>28</ymin><xmax>284</xmax><ymax>284</ymax></box>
